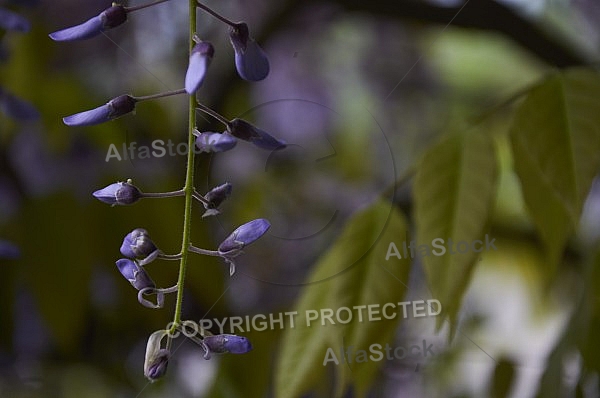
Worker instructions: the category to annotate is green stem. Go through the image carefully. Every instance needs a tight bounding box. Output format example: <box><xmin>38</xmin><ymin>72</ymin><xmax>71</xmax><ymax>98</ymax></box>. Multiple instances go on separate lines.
<box><xmin>170</xmin><ymin>1</ymin><xmax>197</xmax><ymax>334</ymax></box>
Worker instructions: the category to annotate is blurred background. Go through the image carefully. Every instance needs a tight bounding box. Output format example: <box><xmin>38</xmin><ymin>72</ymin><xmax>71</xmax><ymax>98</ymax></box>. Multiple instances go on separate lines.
<box><xmin>0</xmin><ymin>0</ymin><xmax>599</xmax><ymax>397</ymax></box>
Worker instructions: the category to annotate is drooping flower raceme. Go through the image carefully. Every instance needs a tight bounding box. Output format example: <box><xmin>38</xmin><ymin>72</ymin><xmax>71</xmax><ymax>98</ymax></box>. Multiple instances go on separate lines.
<box><xmin>55</xmin><ymin>0</ymin><xmax>279</xmax><ymax>382</ymax></box>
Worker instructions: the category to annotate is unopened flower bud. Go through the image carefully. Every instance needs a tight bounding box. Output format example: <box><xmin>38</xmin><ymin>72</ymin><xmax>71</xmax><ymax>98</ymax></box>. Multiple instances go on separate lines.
<box><xmin>228</xmin><ymin>22</ymin><xmax>269</xmax><ymax>81</ymax></box>
<box><xmin>120</xmin><ymin>228</ymin><xmax>158</xmax><ymax>260</ymax></box>
<box><xmin>144</xmin><ymin>330</ymin><xmax>170</xmax><ymax>382</ymax></box>
<box><xmin>202</xmin><ymin>182</ymin><xmax>232</xmax><ymax>217</ymax></box>
<box><xmin>63</xmin><ymin>95</ymin><xmax>136</xmax><ymax>126</ymax></box>
<box><xmin>194</xmin><ymin>131</ymin><xmax>237</xmax><ymax>153</ymax></box>
<box><xmin>185</xmin><ymin>41</ymin><xmax>214</xmax><ymax>94</ymax></box>
<box><xmin>203</xmin><ymin>334</ymin><xmax>252</xmax><ymax>354</ymax></box>
<box><xmin>218</xmin><ymin>219</ymin><xmax>270</xmax><ymax>254</ymax></box>
<box><xmin>227</xmin><ymin>119</ymin><xmax>286</xmax><ymax>151</ymax></box>
<box><xmin>115</xmin><ymin>259</ymin><xmax>155</xmax><ymax>291</ymax></box>
<box><xmin>49</xmin><ymin>5</ymin><xmax>127</xmax><ymax>42</ymax></box>
<box><xmin>93</xmin><ymin>181</ymin><xmax>142</xmax><ymax>206</ymax></box>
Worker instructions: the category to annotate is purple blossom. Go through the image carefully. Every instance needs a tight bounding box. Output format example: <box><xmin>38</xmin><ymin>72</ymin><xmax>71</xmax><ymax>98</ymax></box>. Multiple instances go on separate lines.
<box><xmin>185</xmin><ymin>41</ymin><xmax>214</xmax><ymax>94</ymax></box>
<box><xmin>229</xmin><ymin>22</ymin><xmax>269</xmax><ymax>81</ymax></box>
<box><xmin>93</xmin><ymin>181</ymin><xmax>142</xmax><ymax>206</ymax></box>
<box><xmin>0</xmin><ymin>7</ymin><xmax>30</xmax><ymax>32</ymax></box>
<box><xmin>0</xmin><ymin>240</ymin><xmax>20</xmax><ymax>259</ymax></box>
<box><xmin>0</xmin><ymin>88</ymin><xmax>39</xmax><ymax>121</ymax></box>
<box><xmin>203</xmin><ymin>334</ymin><xmax>252</xmax><ymax>354</ymax></box>
<box><xmin>218</xmin><ymin>218</ymin><xmax>270</xmax><ymax>254</ymax></box>
<box><xmin>49</xmin><ymin>5</ymin><xmax>127</xmax><ymax>42</ymax></box>
<box><xmin>144</xmin><ymin>348</ymin><xmax>169</xmax><ymax>382</ymax></box>
<box><xmin>116</xmin><ymin>258</ymin><xmax>155</xmax><ymax>291</ymax></box>
<box><xmin>63</xmin><ymin>95</ymin><xmax>136</xmax><ymax>126</ymax></box>
<box><xmin>120</xmin><ymin>228</ymin><xmax>158</xmax><ymax>260</ymax></box>
<box><xmin>195</xmin><ymin>131</ymin><xmax>237</xmax><ymax>153</ymax></box>
<box><xmin>227</xmin><ymin>119</ymin><xmax>286</xmax><ymax>151</ymax></box>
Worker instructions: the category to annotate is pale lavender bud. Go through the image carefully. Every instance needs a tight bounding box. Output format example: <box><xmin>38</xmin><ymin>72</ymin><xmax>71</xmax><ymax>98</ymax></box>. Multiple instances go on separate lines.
<box><xmin>116</xmin><ymin>258</ymin><xmax>155</xmax><ymax>291</ymax></box>
<box><xmin>49</xmin><ymin>6</ymin><xmax>127</xmax><ymax>42</ymax></box>
<box><xmin>185</xmin><ymin>41</ymin><xmax>214</xmax><ymax>94</ymax></box>
<box><xmin>218</xmin><ymin>219</ymin><xmax>270</xmax><ymax>254</ymax></box>
<box><xmin>0</xmin><ymin>7</ymin><xmax>30</xmax><ymax>32</ymax></box>
<box><xmin>63</xmin><ymin>95</ymin><xmax>136</xmax><ymax>126</ymax></box>
<box><xmin>144</xmin><ymin>331</ymin><xmax>170</xmax><ymax>382</ymax></box>
<box><xmin>203</xmin><ymin>334</ymin><xmax>252</xmax><ymax>354</ymax></box>
<box><xmin>195</xmin><ymin>131</ymin><xmax>237</xmax><ymax>153</ymax></box>
<box><xmin>93</xmin><ymin>181</ymin><xmax>142</xmax><ymax>206</ymax></box>
<box><xmin>229</xmin><ymin>22</ymin><xmax>269</xmax><ymax>81</ymax></box>
<box><xmin>227</xmin><ymin>119</ymin><xmax>286</xmax><ymax>151</ymax></box>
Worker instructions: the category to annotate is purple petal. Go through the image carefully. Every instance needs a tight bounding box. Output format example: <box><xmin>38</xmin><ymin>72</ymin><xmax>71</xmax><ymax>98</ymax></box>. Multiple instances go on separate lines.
<box><xmin>185</xmin><ymin>42</ymin><xmax>214</xmax><ymax>94</ymax></box>
<box><xmin>0</xmin><ymin>7</ymin><xmax>30</xmax><ymax>32</ymax></box>
<box><xmin>49</xmin><ymin>6</ymin><xmax>127</xmax><ymax>42</ymax></box>
<box><xmin>145</xmin><ymin>349</ymin><xmax>169</xmax><ymax>381</ymax></box>
<box><xmin>49</xmin><ymin>15</ymin><xmax>104</xmax><ymax>41</ymax></box>
<box><xmin>0</xmin><ymin>89</ymin><xmax>39</xmax><ymax>120</ymax></box>
<box><xmin>0</xmin><ymin>240</ymin><xmax>20</xmax><ymax>259</ymax></box>
<box><xmin>116</xmin><ymin>258</ymin><xmax>155</xmax><ymax>291</ymax></box>
<box><xmin>63</xmin><ymin>103</ymin><xmax>111</xmax><ymax>126</ymax></box>
<box><xmin>120</xmin><ymin>228</ymin><xmax>157</xmax><ymax>259</ymax></box>
<box><xmin>204</xmin><ymin>334</ymin><xmax>252</xmax><ymax>354</ymax></box>
<box><xmin>195</xmin><ymin>132</ymin><xmax>237</xmax><ymax>153</ymax></box>
<box><xmin>229</xmin><ymin>23</ymin><xmax>269</xmax><ymax>82</ymax></box>
<box><xmin>63</xmin><ymin>95</ymin><xmax>136</xmax><ymax>126</ymax></box>
<box><xmin>218</xmin><ymin>219</ymin><xmax>270</xmax><ymax>253</ymax></box>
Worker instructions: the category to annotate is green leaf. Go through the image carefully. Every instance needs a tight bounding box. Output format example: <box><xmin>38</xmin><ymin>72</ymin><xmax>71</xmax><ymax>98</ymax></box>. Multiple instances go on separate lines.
<box><xmin>275</xmin><ymin>200</ymin><xmax>410</xmax><ymax>398</ymax></box>
<box><xmin>414</xmin><ymin>131</ymin><xmax>498</xmax><ymax>332</ymax></box>
<box><xmin>510</xmin><ymin>68</ymin><xmax>600</xmax><ymax>271</ymax></box>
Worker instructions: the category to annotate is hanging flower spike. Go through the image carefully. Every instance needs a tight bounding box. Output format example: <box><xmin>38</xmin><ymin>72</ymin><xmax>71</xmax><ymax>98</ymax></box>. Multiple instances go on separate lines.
<box><xmin>144</xmin><ymin>330</ymin><xmax>170</xmax><ymax>382</ymax></box>
<box><xmin>49</xmin><ymin>5</ymin><xmax>127</xmax><ymax>42</ymax></box>
<box><xmin>0</xmin><ymin>87</ymin><xmax>39</xmax><ymax>121</ymax></box>
<box><xmin>194</xmin><ymin>131</ymin><xmax>237</xmax><ymax>153</ymax></box>
<box><xmin>63</xmin><ymin>94</ymin><xmax>136</xmax><ymax>127</ymax></box>
<box><xmin>227</xmin><ymin>118</ymin><xmax>286</xmax><ymax>151</ymax></box>
<box><xmin>116</xmin><ymin>258</ymin><xmax>156</xmax><ymax>291</ymax></box>
<box><xmin>203</xmin><ymin>334</ymin><xmax>252</xmax><ymax>354</ymax></box>
<box><xmin>93</xmin><ymin>180</ymin><xmax>142</xmax><ymax>206</ymax></box>
<box><xmin>218</xmin><ymin>218</ymin><xmax>270</xmax><ymax>255</ymax></box>
<box><xmin>120</xmin><ymin>228</ymin><xmax>160</xmax><ymax>265</ymax></box>
<box><xmin>185</xmin><ymin>41</ymin><xmax>214</xmax><ymax>94</ymax></box>
<box><xmin>0</xmin><ymin>7</ymin><xmax>30</xmax><ymax>32</ymax></box>
<box><xmin>228</xmin><ymin>22</ymin><xmax>269</xmax><ymax>81</ymax></box>
<box><xmin>202</xmin><ymin>182</ymin><xmax>232</xmax><ymax>217</ymax></box>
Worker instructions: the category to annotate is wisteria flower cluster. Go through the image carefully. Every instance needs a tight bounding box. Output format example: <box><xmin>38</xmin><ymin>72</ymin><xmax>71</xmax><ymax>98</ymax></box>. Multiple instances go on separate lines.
<box><xmin>50</xmin><ymin>0</ymin><xmax>285</xmax><ymax>382</ymax></box>
<box><xmin>0</xmin><ymin>0</ymin><xmax>39</xmax><ymax>121</ymax></box>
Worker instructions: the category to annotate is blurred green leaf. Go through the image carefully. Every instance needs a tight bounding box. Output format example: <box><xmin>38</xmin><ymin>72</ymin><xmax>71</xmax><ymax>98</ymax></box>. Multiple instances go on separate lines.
<box><xmin>414</xmin><ymin>130</ymin><xmax>498</xmax><ymax>333</ymax></box>
<box><xmin>275</xmin><ymin>200</ymin><xmax>410</xmax><ymax>398</ymax></box>
<box><xmin>510</xmin><ymin>68</ymin><xmax>600</xmax><ymax>272</ymax></box>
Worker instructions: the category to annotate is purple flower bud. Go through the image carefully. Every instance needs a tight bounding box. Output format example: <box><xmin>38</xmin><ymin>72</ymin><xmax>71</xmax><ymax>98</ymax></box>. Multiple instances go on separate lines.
<box><xmin>229</xmin><ymin>22</ymin><xmax>269</xmax><ymax>81</ymax></box>
<box><xmin>218</xmin><ymin>218</ymin><xmax>270</xmax><ymax>254</ymax></box>
<box><xmin>227</xmin><ymin>119</ymin><xmax>286</xmax><ymax>151</ymax></box>
<box><xmin>203</xmin><ymin>334</ymin><xmax>252</xmax><ymax>354</ymax></box>
<box><xmin>185</xmin><ymin>41</ymin><xmax>214</xmax><ymax>94</ymax></box>
<box><xmin>145</xmin><ymin>348</ymin><xmax>169</xmax><ymax>382</ymax></box>
<box><xmin>0</xmin><ymin>240</ymin><xmax>20</xmax><ymax>259</ymax></box>
<box><xmin>49</xmin><ymin>5</ymin><xmax>127</xmax><ymax>42</ymax></box>
<box><xmin>204</xmin><ymin>182</ymin><xmax>232</xmax><ymax>210</ymax></box>
<box><xmin>0</xmin><ymin>7</ymin><xmax>30</xmax><ymax>32</ymax></box>
<box><xmin>93</xmin><ymin>181</ymin><xmax>142</xmax><ymax>206</ymax></box>
<box><xmin>120</xmin><ymin>228</ymin><xmax>158</xmax><ymax>259</ymax></box>
<box><xmin>116</xmin><ymin>258</ymin><xmax>155</xmax><ymax>291</ymax></box>
<box><xmin>63</xmin><ymin>95</ymin><xmax>136</xmax><ymax>126</ymax></box>
<box><xmin>194</xmin><ymin>131</ymin><xmax>237</xmax><ymax>153</ymax></box>
<box><xmin>0</xmin><ymin>88</ymin><xmax>39</xmax><ymax>121</ymax></box>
